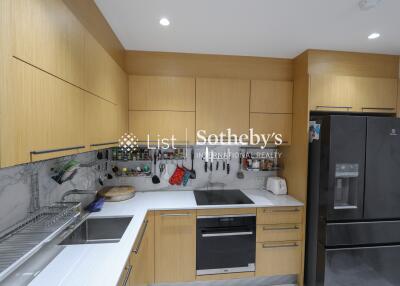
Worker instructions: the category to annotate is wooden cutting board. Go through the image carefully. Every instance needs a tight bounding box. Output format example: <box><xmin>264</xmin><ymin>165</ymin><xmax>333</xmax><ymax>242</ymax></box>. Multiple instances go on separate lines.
<box><xmin>98</xmin><ymin>186</ymin><xmax>136</xmax><ymax>202</ymax></box>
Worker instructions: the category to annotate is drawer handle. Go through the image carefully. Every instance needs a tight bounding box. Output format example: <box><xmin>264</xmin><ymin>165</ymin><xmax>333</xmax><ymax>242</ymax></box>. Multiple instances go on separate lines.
<box><xmin>263</xmin><ymin>226</ymin><xmax>299</xmax><ymax>231</ymax></box>
<box><xmin>263</xmin><ymin>208</ymin><xmax>300</xmax><ymax>213</ymax></box>
<box><xmin>316</xmin><ymin>105</ymin><xmax>352</xmax><ymax>110</ymax></box>
<box><xmin>90</xmin><ymin>141</ymin><xmax>118</xmax><ymax>147</ymax></box>
<box><xmin>30</xmin><ymin>145</ymin><xmax>85</xmax><ymax>155</ymax></box>
<box><xmin>361</xmin><ymin>107</ymin><xmax>395</xmax><ymax>111</ymax></box>
<box><xmin>202</xmin><ymin>231</ymin><xmax>253</xmax><ymax>237</ymax></box>
<box><xmin>262</xmin><ymin>243</ymin><xmax>298</xmax><ymax>249</ymax></box>
<box><xmin>122</xmin><ymin>265</ymin><xmax>133</xmax><ymax>286</ymax></box>
<box><xmin>160</xmin><ymin>213</ymin><xmax>192</xmax><ymax>217</ymax></box>
<box><xmin>132</xmin><ymin>219</ymin><xmax>148</xmax><ymax>254</ymax></box>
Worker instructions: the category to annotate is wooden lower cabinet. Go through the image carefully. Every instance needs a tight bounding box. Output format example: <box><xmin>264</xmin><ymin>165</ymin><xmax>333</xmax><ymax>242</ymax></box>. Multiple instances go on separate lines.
<box><xmin>130</xmin><ymin>212</ymin><xmax>155</xmax><ymax>286</ymax></box>
<box><xmin>256</xmin><ymin>241</ymin><xmax>302</xmax><ymax>276</ymax></box>
<box><xmin>256</xmin><ymin>207</ymin><xmax>304</xmax><ymax>282</ymax></box>
<box><xmin>118</xmin><ymin>261</ymin><xmax>133</xmax><ymax>286</ymax></box>
<box><xmin>154</xmin><ymin>210</ymin><xmax>196</xmax><ymax>283</ymax></box>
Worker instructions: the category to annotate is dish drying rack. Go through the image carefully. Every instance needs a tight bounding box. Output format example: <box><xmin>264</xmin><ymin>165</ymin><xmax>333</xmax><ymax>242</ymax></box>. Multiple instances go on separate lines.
<box><xmin>0</xmin><ymin>202</ymin><xmax>81</xmax><ymax>282</ymax></box>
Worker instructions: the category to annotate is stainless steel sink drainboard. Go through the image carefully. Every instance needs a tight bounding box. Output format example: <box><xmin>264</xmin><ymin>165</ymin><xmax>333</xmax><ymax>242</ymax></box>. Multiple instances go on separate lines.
<box><xmin>0</xmin><ymin>202</ymin><xmax>81</xmax><ymax>282</ymax></box>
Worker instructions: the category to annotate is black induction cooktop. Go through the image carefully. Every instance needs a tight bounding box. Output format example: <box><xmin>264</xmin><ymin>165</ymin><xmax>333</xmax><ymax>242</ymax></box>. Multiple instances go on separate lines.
<box><xmin>193</xmin><ymin>189</ymin><xmax>254</xmax><ymax>205</ymax></box>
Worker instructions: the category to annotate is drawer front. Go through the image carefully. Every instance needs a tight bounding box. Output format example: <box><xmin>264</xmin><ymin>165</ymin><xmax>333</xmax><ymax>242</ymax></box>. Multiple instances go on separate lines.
<box><xmin>256</xmin><ymin>224</ymin><xmax>302</xmax><ymax>242</ymax></box>
<box><xmin>256</xmin><ymin>242</ymin><xmax>301</xmax><ymax>276</ymax></box>
<box><xmin>257</xmin><ymin>207</ymin><xmax>303</xmax><ymax>225</ymax></box>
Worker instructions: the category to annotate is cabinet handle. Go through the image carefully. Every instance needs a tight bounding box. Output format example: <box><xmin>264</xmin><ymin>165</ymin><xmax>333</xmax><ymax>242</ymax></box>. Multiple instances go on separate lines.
<box><xmin>202</xmin><ymin>231</ymin><xmax>253</xmax><ymax>237</ymax></box>
<box><xmin>262</xmin><ymin>243</ymin><xmax>298</xmax><ymax>249</ymax></box>
<box><xmin>133</xmin><ymin>219</ymin><xmax>148</xmax><ymax>254</ymax></box>
<box><xmin>361</xmin><ymin>107</ymin><xmax>395</xmax><ymax>111</ymax></box>
<box><xmin>30</xmin><ymin>145</ymin><xmax>85</xmax><ymax>155</ymax></box>
<box><xmin>262</xmin><ymin>226</ymin><xmax>299</xmax><ymax>231</ymax></box>
<box><xmin>90</xmin><ymin>141</ymin><xmax>118</xmax><ymax>147</ymax></box>
<box><xmin>263</xmin><ymin>208</ymin><xmax>300</xmax><ymax>213</ymax></box>
<box><xmin>316</xmin><ymin>105</ymin><xmax>352</xmax><ymax>110</ymax></box>
<box><xmin>160</xmin><ymin>213</ymin><xmax>192</xmax><ymax>217</ymax></box>
<box><xmin>121</xmin><ymin>265</ymin><xmax>133</xmax><ymax>286</ymax></box>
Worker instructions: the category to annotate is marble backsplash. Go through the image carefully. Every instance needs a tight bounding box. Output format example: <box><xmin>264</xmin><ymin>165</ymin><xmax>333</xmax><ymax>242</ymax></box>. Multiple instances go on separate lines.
<box><xmin>0</xmin><ymin>151</ymin><xmax>103</xmax><ymax>233</ymax></box>
<box><xmin>0</xmin><ymin>146</ymin><xmax>279</xmax><ymax>234</ymax></box>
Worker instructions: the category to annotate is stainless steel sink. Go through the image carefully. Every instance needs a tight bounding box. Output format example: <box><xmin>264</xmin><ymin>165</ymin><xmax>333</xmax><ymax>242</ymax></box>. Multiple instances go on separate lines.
<box><xmin>59</xmin><ymin>216</ymin><xmax>133</xmax><ymax>245</ymax></box>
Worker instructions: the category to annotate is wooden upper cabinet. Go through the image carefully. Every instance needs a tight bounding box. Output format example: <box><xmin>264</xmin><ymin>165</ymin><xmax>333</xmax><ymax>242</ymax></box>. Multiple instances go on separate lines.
<box><xmin>250</xmin><ymin>114</ymin><xmax>292</xmax><ymax>145</ymax></box>
<box><xmin>310</xmin><ymin>74</ymin><xmax>398</xmax><ymax>113</ymax></box>
<box><xmin>85</xmin><ymin>95</ymin><xmax>120</xmax><ymax>150</ymax></box>
<box><xmin>155</xmin><ymin>210</ymin><xmax>196</xmax><ymax>283</ymax></box>
<box><xmin>130</xmin><ymin>76</ymin><xmax>195</xmax><ymax>111</ymax></box>
<box><xmin>1</xmin><ymin>59</ymin><xmax>85</xmax><ymax>167</ymax></box>
<box><xmin>129</xmin><ymin>111</ymin><xmax>195</xmax><ymax>143</ymax></box>
<box><xmin>196</xmin><ymin>78</ymin><xmax>250</xmax><ymax>136</ymax></box>
<box><xmin>250</xmin><ymin>80</ymin><xmax>293</xmax><ymax>113</ymax></box>
<box><xmin>13</xmin><ymin>0</ymin><xmax>86</xmax><ymax>88</ymax></box>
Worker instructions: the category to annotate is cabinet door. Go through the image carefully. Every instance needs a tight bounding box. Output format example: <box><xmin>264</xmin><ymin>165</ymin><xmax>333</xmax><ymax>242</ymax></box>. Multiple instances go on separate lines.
<box><xmin>130</xmin><ymin>76</ymin><xmax>195</xmax><ymax>111</ymax></box>
<box><xmin>1</xmin><ymin>59</ymin><xmax>85</xmax><ymax>167</ymax></box>
<box><xmin>309</xmin><ymin>75</ymin><xmax>355</xmax><ymax>112</ymax></box>
<box><xmin>129</xmin><ymin>111</ymin><xmax>195</xmax><ymax>143</ymax></box>
<box><xmin>353</xmin><ymin>77</ymin><xmax>397</xmax><ymax>113</ymax></box>
<box><xmin>310</xmin><ymin>75</ymin><xmax>398</xmax><ymax>113</ymax></box>
<box><xmin>85</xmin><ymin>94</ymin><xmax>120</xmax><ymax>150</ymax></box>
<box><xmin>250</xmin><ymin>80</ymin><xmax>293</xmax><ymax>113</ymax></box>
<box><xmin>130</xmin><ymin>212</ymin><xmax>155</xmax><ymax>286</ymax></box>
<box><xmin>13</xmin><ymin>0</ymin><xmax>86</xmax><ymax>88</ymax></box>
<box><xmin>196</xmin><ymin>78</ymin><xmax>250</xmax><ymax>136</ymax></box>
<box><xmin>155</xmin><ymin>210</ymin><xmax>196</xmax><ymax>283</ymax></box>
<box><xmin>250</xmin><ymin>113</ymin><xmax>292</xmax><ymax>145</ymax></box>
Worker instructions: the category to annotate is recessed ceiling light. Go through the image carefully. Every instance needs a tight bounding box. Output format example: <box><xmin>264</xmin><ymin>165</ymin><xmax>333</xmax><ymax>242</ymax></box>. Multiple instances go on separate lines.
<box><xmin>159</xmin><ymin>18</ymin><xmax>170</xmax><ymax>26</ymax></box>
<box><xmin>368</xmin><ymin>33</ymin><xmax>380</xmax><ymax>39</ymax></box>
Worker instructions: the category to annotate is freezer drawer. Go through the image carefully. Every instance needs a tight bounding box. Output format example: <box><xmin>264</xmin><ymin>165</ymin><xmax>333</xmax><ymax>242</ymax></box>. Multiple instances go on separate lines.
<box><xmin>324</xmin><ymin>245</ymin><xmax>400</xmax><ymax>286</ymax></box>
<box><xmin>326</xmin><ymin>221</ymin><xmax>400</xmax><ymax>247</ymax></box>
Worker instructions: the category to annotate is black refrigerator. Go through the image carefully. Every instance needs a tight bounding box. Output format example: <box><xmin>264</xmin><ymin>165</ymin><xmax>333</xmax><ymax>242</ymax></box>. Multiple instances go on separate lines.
<box><xmin>306</xmin><ymin>115</ymin><xmax>400</xmax><ymax>286</ymax></box>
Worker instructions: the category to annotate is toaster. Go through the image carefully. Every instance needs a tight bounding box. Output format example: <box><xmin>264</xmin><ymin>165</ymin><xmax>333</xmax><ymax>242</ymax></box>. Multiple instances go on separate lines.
<box><xmin>266</xmin><ymin>177</ymin><xmax>287</xmax><ymax>195</ymax></box>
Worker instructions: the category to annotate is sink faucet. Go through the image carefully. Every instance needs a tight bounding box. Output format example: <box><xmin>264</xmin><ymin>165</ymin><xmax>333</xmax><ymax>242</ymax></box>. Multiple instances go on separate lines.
<box><xmin>61</xmin><ymin>189</ymin><xmax>98</xmax><ymax>201</ymax></box>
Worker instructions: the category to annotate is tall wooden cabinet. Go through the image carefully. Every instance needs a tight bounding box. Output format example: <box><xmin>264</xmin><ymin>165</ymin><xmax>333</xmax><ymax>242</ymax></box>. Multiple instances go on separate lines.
<box><xmin>196</xmin><ymin>78</ymin><xmax>250</xmax><ymax>136</ymax></box>
<box><xmin>154</xmin><ymin>210</ymin><xmax>196</xmax><ymax>283</ymax></box>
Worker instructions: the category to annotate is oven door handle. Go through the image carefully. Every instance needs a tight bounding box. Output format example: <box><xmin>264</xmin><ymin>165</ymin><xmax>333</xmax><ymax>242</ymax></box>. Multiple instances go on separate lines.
<box><xmin>201</xmin><ymin>231</ymin><xmax>253</xmax><ymax>237</ymax></box>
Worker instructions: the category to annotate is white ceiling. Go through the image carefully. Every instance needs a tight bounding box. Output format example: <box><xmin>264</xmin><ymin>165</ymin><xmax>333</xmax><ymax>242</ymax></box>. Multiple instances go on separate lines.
<box><xmin>95</xmin><ymin>0</ymin><xmax>400</xmax><ymax>58</ymax></box>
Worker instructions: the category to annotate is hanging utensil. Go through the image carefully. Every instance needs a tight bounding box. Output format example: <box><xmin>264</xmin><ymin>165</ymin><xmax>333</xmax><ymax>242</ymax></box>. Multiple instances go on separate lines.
<box><xmin>189</xmin><ymin>148</ymin><xmax>196</xmax><ymax>179</ymax></box>
<box><xmin>152</xmin><ymin>151</ymin><xmax>160</xmax><ymax>184</ymax></box>
<box><xmin>236</xmin><ymin>152</ymin><xmax>244</xmax><ymax>179</ymax></box>
<box><xmin>227</xmin><ymin>148</ymin><xmax>230</xmax><ymax>175</ymax></box>
<box><xmin>204</xmin><ymin>146</ymin><xmax>209</xmax><ymax>173</ymax></box>
<box><xmin>210</xmin><ymin>150</ymin><xmax>213</xmax><ymax>172</ymax></box>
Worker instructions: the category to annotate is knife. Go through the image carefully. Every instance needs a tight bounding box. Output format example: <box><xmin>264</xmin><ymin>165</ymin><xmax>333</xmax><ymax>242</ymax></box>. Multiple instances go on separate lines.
<box><xmin>210</xmin><ymin>150</ymin><xmax>213</xmax><ymax>172</ymax></box>
<box><xmin>204</xmin><ymin>146</ymin><xmax>209</xmax><ymax>172</ymax></box>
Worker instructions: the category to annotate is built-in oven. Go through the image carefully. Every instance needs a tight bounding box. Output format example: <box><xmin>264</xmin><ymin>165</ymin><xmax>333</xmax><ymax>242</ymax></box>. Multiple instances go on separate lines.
<box><xmin>196</xmin><ymin>214</ymin><xmax>256</xmax><ymax>275</ymax></box>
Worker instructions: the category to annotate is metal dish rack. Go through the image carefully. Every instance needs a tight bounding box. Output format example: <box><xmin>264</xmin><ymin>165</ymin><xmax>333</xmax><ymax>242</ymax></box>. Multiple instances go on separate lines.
<box><xmin>0</xmin><ymin>202</ymin><xmax>81</xmax><ymax>281</ymax></box>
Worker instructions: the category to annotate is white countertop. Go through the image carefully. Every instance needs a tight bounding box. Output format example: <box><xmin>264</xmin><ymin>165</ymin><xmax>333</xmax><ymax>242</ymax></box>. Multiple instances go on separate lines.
<box><xmin>28</xmin><ymin>189</ymin><xmax>303</xmax><ymax>286</ymax></box>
